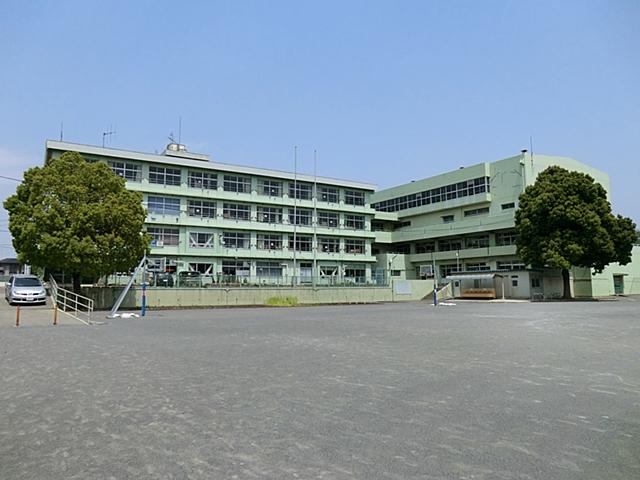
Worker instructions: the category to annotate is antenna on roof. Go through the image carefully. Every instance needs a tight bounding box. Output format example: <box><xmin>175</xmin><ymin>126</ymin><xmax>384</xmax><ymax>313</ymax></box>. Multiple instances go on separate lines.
<box><xmin>102</xmin><ymin>125</ymin><xmax>116</xmax><ymax>147</ymax></box>
<box><xmin>178</xmin><ymin>116</ymin><xmax>182</xmax><ymax>144</ymax></box>
<box><xmin>59</xmin><ymin>121</ymin><xmax>63</xmax><ymax>141</ymax></box>
<box><xmin>530</xmin><ymin>135</ymin><xmax>534</xmax><ymax>168</ymax></box>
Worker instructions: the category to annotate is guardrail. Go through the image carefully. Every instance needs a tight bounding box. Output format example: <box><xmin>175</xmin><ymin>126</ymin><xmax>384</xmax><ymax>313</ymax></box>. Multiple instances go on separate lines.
<box><xmin>49</xmin><ymin>275</ymin><xmax>94</xmax><ymax>325</ymax></box>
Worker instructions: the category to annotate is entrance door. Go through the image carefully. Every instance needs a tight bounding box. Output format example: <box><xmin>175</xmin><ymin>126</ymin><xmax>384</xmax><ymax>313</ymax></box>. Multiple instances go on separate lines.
<box><xmin>613</xmin><ymin>275</ymin><xmax>624</xmax><ymax>295</ymax></box>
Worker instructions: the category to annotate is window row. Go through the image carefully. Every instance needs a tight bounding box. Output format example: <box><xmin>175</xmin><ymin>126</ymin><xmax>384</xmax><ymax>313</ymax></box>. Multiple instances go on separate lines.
<box><xmin>402</xmin><ymin>231</ymin><xmax>518</xmax><ymax>253</ymax></box>
<box><xmin>372</xmin><ymin>176</ymin><xmax>490</xmax><ymax>212</ymax></box>
<box><xmin>151</xmin><ymin>229</ymin><xmax>367</xmax><ymax>254</ymax></box>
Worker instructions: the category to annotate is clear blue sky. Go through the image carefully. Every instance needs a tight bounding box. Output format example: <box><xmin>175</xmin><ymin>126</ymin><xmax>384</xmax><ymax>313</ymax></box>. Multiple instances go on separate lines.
<box><xmin>1</xmin><ymin>0</ymin><xmax>638</xmax><ymax>258</ymax></box>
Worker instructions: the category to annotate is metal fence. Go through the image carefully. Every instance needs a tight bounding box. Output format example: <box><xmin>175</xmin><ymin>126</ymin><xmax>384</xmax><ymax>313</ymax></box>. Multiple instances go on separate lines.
<box><xmin>49</xmin><ymin>276</ymin><xmax>94</xmax><ymax>325</ymax></box>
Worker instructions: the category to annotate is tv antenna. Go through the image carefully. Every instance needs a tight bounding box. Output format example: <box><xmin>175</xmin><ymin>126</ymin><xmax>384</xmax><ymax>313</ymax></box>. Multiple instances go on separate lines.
<box><xmin>102</xmin><ymin>125</ymin><xmax>116</xmax><ymax>147</ymax></box>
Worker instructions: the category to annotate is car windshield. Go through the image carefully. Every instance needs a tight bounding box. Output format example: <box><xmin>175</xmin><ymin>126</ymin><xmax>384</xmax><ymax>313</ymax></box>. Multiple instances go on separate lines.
<box><xmin>14</xmin><ymin>278</ymin><xmax>42</xmax><ymax>287</ymax></box>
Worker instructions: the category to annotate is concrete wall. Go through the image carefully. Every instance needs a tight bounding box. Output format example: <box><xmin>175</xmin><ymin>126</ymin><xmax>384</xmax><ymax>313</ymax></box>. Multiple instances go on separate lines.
<box><xmin>83</xmin><ymin>280</ymin><xmax>435</xmax><ymax>310</ymax></box>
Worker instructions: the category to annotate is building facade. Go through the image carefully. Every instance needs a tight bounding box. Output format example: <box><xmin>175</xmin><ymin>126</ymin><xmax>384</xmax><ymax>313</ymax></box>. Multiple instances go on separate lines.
<box><xmin>46</xmin><ymin>141</ymin><xmax>378</xmax><ymax>285</ymax></box>
<box><xmin>44</xmin><ymin>141</ymin><xmax>637</xmax><ymax>297</ymax></box>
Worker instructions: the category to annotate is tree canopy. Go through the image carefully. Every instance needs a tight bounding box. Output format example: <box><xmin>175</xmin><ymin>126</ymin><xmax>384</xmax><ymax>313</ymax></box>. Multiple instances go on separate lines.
<box><xmin>515</xmin><ymin>166</ymin><xmax>636</xmax><ymax>297</ymax></box>
<box><xmin>4</xmin><ymin>151</ymin><xmax>149</xmax><ymax>290</ymax></box>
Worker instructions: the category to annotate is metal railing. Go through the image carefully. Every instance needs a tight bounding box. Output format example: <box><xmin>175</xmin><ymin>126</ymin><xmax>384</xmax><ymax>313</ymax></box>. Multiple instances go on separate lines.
<box><xmin>49</xmin><ymin>275</ymin><xmax>94</xmax><ymax>325</ymax></box>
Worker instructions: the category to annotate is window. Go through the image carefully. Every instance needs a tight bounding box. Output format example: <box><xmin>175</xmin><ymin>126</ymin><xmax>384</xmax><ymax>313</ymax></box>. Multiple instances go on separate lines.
<box><xmin>289</xmin><ymin>235</ymin><xmax>312</xmax><ymax>251</ymax></box>
<box><xmin>415</xmin><ymin>241</ymin><xmax>435</xmax><ymax>253</ymax></box>
<box><xmin>289</xmin><ymin>182</ymin><xmax>312</xmax><ymax>200</ymax></box>
<box><xmin>256</xmin><ymin>206</ymin><xmax>283</xmax><ymax>223</ymax></box>
<box><xmin>496</xmin><ymin>260</ymin><xmax>526</xmax><ymax>271</ymax></box>
<box><xmin>257</xmin><ymin>179</ymin><xmax>282</xmax><ymax>197</ymax></box>
<box><xmin>149</xmin><ymin>166</ymin><xmax>181</xmax><ymax>186</ymax></box>
<box><xmin>221</xmin><ymin>231</ymin><xmax>250</xmax><ymax>249</ymax></box>
<box><xmin>465</xmin><ymin>235</ymin><xmax>490</xmax><ymax>249</ymax></box>
<box><xmin>187</xmin><ymin>200</ymin><xmax>216</xmax><ymax>218</ymax></box>
<box><xmin>439</xmin><ymin>264</ymin><xmax>461</xmax><ymax>277</ymax></box>
<box><xmin>390</xmin><ymin>243</ymin><xmax>410</xmax><ymax>254</ymax></box>
<box><xmin>391</xmin><ymin>270</ymin><xmax>402</xmax><ymax>277</ymax></box>
<box><xmin>109</xmin><ymin>161</ymin><xmax>141</xmax><ymax>181</ymax></box>
<box><xmin>148</xmin><ymin>196</ymin><xmax>181</xmax><ymax>216</ymax></box>
<box><xmin>256</xmin><ymin>261</ymin><xmax>283</xmax><ymax>278</ymax></box>
<box><xmin>345</xmin><ymin>239</ymin><xmax>365</xmax><ymax>254</ymax></box>
<box><xmin>189</xmin><ymin>263</ymin><xmax>214</xmax><ymax>275</ymax></box>
<box><xmin>464</xmin><ymin>207</ymin><xmax>490</xmax><ymax>217</ymax></box>
<box><xmin>345</xmin><ymin>190</ymin><xmax>365</xmax><ymax>206</ymax></box>
<box><xmin>317</xmin><ymin>211</ymin><xmax>338</xmax><ymax>228</ymax></box>
<box><xmin>344</xmin><ymin>266</ymin><xmax>365</xmax><ymax>283</ymax></box>
<box><xmin>319</xmin><ymin>186</ymin><xmax>339</xmax><ymax>203</ymax></box>
<box><xmin>442</xmin><ymin>215</ymin><xmax>454</xmax><ymax>224</ymax></box>
<box><xmin>188</xmin><ymin>171</ymin><xmax>217</xmax><ymax>190</ymax></box>
<box><xmin>531</xmin><ymin>278</ymin><xmax>541</xmax><ymax>288</ymax></box>
<box><xmin>512</xmin><ymin>278</ymin><xmax>519</xmax><ymax>287</ymax></box>
<box><xmin>189</xmin><ymin>232</ymin><xmax>214</xmax><ymax>248</ymax></box>
<box><xmin>222</xmin><ymin>260</ymin><xmax>250</xmax><ymax>278</ymax></box>
<box><xmin>466</xmin><ymin>262</ymin><xmax>490</xmax><ymax>272</ymax></box>
<box><xmin>289</xmin><ymin>208</ymin><xmax>311</xmax><ymax>226</ymax></box>
<box><xmin>147</xmin><ymin>227</ymin><xmax>179</xmax><ymax>246</ymax></box>
<box><xmin>319</xmin><ymin>237</ymin><xmax>340</xmax><ymax>253</ymax></box>
<box><xmin>438</xmin><ymin>239</ymin><xmax>462</xmax><ymax>252</ymax></box>
<box><xmin>345</xmin><ymin>214</ymin><xmax>365</xmax><ymax>230</ymax></box>
<box><xmin>223</xmin><ymin>174</ymin><xmax>251</xmax><ymax>193</ymax></box>
<box><xmin>496</xmin><ymin>231</ymin><xmax>518</xmax><ymax>246</ymax></box>
<box><xmin>501</xmin><ymin>202</ymin><xmax>516</xmax><ymax>210</ymax></box>
<box><xmin>371</xmin><ymin>176</ymin><xmax>490</xmax><ymax>212</ymax></box>
<box><xmin>257</xmin><ymin>234</ymin><xmax>282</xmax><ymax>250</ymax></box>
<box><xmin>223</xmin><ymin>203</ymin><xmax>250</xmax><ymax>221</ymax></box>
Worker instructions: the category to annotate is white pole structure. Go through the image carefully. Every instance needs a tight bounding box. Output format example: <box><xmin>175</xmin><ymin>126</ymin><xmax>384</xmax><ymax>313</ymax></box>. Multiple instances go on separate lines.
<box><xmin>312</xmin><ymin>149</ymin><xmax>318</xmax><ymax>288</ymax></box>
<box><xmin>292</xmin><ymin>146</ymin><xmax>298</xmax><ymax>286</ymax></box>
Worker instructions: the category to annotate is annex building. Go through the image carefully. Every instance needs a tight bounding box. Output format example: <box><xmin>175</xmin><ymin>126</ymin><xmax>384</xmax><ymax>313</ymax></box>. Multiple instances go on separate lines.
<box><xmin>45</xmin><ymin>140</ymin><xmax>639</xmax><ymax>299</ymax></box>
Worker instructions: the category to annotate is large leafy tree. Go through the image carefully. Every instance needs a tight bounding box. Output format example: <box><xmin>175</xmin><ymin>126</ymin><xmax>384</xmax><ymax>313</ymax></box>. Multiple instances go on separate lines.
<box><xmin>515</xmin><ymin>166</ymin><xmax>636</xmax><ymax>298</ymax></box>
<box><xmin>4</xmin><ymin>151</ymin><xmax>149</xmax><ymax>292</ymax></box>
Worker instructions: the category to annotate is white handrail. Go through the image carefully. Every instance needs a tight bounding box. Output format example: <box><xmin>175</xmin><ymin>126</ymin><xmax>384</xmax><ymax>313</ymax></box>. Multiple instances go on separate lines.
<box><xmin>49</xmin><ymin>276</ymin><xmax>94</xmax><ymax>326</ymax></box>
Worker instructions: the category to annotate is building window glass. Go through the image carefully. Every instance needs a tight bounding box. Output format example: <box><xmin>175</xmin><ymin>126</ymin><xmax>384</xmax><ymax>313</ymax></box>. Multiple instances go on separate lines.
<box><xmin>371</xmin><ymin>176</ymin><xmax>490</xmax><ymax>213</ymax></box>
<box><xmin>148</xmin><ymin>196</ymin><xmax>181</xmax><ymax>216</ymax></box>
<box><xmin>256</xmin><ymin>261</ymin><xmax>283</xmax><ymax>279</ymax></box>
<box><xmin>442</xmin><ymin>215</ymin><xmax>454</xmax><ymax>224</ymax></box>
<box><xmin>345</xmin><ymin>214</ymin><xmax>365</xmax><ymax>230</ymax></box>
<box><xmin>465</xmin><ymin>235</ymin><xmax>490</xmax><ymax>249</ymax></box>
<box><xmin>439</xmin><ymin>264</ymin><xmax>461</xmax><ymax>278</ymax></box>
<box><xmin>319</xmin><ymin>237</ymin><xmax>340</xmax><ymax>253</ymax></box>
<box><xmin>345</xmin><ymin>190</ymin><xmax>365</xmax><ymax>206</ymax></box>
<box><xmin>501</xmin><ymin>202</ymin><xmax>516</xmax><ymax>210</ymax></box>
<box><xmin>319</xmin><ymin>186</ymin><xmax>339</xmax><ymax>203</ymax></box>
<box><xmin>149</xmin><ymin>166</ymin><xmax>181</xmax><ymax>186</ymax></box>
<box><xmin>221</xmin><ymin>231</ymin><xmax>250</xmax><ymax>249</ymax></box>
<box><xmin>189</xmin><ymin>232</ymin><xmax>214</xmax><ymax>248</ymax></box>
<box><xmin>496</xmin><ymin>231</ymin><xmax>518</xmax><ymax>246</ymax></box>
<box><xmin>415</xmin><ymin>241</ymin><xmax>435</xmax><ymax>253</ymax></box>
<box><xmin>344</xmin><ymin>266</ymin><xmax>365</xmax><ymax>283</ymax></box>
<box><xmin>466</xmin><ymin>262</ymin><xmax>490</xmax><ymax>272</ymax></box>
<box><xmin>223</xmin><ymin>203</ymin><xmax>250</xmax><ymax>221</ymax></box>
<box><xmin>257</xmin><ymin>179</ymin><xmax>282</xmax><ymax>197</ymax></box>
<box><xmin>438</xmin><ymin>239</ymin><xmax>462</xmax><ymax>252</ymax></box>
<box><xmin>109</xmin><ymin>161</ymin><xmax>141</xmax><ymax>181</ymax></box>
<box><xmin>188</xmin><ymin>171</ymin><xmax>217</xmax><ymax>190</ymax></box>
<box><xmin>147</xmin><ymin>227</ymin><xmax>179</xmax><ymax>246</ymax></box>
<box><xmin>256</xmin><ymin>206</ymin><xmax>283</xmax><ymax>223</ymax></box>
<box><xmin>223</xmin><ymin>174</ymin><xmax>251</xmax><ymax>193</ymax></box>
<box><xmin>497</xmin><ymin>260</ymin><xmax>526</xmax><ymax>271</ymax></box>
<box><xmin>317</xmin><ymin>211</ymin><xmax>338</xmax><ymax>228</ymax></box>
<box><xmin>289</xmin><ymin>183</ymin><xmax>312</xmax><ymax>200</ymax></box>
<box><xmin>189</xmin><ymin>263</ymin><xmax>214</xmax><ymax>275</ymax></box>
<box><xmin>221</xmin><ymin>260</ymin><xmax>250</xmax><ymax>279</ymax></box>
<box><xmin>257</xmin><ymin>234</ymin><xmax>283</xmax><ymax>250</ymax></box>
<box><xmin>464</xmin><ymin>207</ymin><xmax>490</xmax><ymax>217</ymax></box>
<box><xmin>345</xmin><ymin>239</ymin><xmax>365</xmax><ymax>254</ymax></box>
<box><xmin>289</xmin><ymin>208</ymin><xmax>312</xmax><ymax>226</ymax></box>
<box><xmin>187</xmin><ymin>199</ymin><xmax>216</xmax><ymax>218</ymax></box>
<box><xmin>289</xmin><ymin>235</ymin><xmax>312</xmax><ymax>251</ymax></box>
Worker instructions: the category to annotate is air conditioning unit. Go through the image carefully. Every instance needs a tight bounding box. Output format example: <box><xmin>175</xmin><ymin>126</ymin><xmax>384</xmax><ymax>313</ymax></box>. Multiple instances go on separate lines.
<box><xmin>419</xmin><ymin>265</ymin><xmax>434</xmax><ymax>277</ymax></box>
<box><xmin>155</xmin><ymin>240</ymin><xmax>164</xmax><ymax>247</ymax></box>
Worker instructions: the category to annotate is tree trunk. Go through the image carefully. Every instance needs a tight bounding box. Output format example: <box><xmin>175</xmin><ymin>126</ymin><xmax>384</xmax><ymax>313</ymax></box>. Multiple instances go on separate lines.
<box><xmin>561</xmin><ymin>268</ymin><xmax>572</xmax><ymax>299</ymax></box>
<box><xmin>72</xmin><ymin>272</ymin><xmax>81</xmax><ymax>294</ymax></box>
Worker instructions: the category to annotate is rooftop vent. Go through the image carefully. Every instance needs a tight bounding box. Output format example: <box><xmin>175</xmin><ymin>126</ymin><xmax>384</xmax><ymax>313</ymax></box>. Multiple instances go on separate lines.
<box><xmin>162</xmin><ymin>143</ymin><xmax>210</xmax><ymax>162</ymax></box>
<box><xmin>166</xmin><ymin>142</ymin><xmax>187</xmax><ymax>152</ymax></box>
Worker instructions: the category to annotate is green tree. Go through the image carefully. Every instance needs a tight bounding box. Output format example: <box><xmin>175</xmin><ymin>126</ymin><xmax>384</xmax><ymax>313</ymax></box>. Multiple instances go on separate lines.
<box><xmin>515</xmin><ymin>166</ymin><xmax>636</xmax><ymax>299</ymax></box>
<box><xmin>4</xmin><ymin>151</ymin><xmax>149</xmax><ymax>292</ymax></box>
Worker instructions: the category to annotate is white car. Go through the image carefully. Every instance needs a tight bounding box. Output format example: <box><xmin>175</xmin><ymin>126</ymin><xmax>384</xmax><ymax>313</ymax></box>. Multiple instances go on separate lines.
<box><xmin>5</xmin><ymin>275</ymin><xmax>47</xmax><ymax>305</ymax></box>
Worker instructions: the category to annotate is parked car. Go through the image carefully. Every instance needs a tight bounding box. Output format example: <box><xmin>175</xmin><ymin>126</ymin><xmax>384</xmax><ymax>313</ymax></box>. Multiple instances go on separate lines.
<box><xmin>5</xmin><ymin>274</ymin><xmax>47</xmax><ymax>305</ymax></box>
